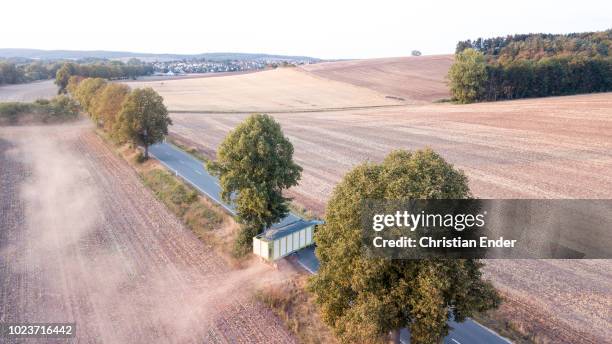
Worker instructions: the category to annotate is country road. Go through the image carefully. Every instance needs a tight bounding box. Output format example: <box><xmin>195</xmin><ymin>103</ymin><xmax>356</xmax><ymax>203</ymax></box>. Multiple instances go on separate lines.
<box><xmin>150</xmin><ymin>141</ymin><xmax>512</xmax><ymax>344</ymax></box>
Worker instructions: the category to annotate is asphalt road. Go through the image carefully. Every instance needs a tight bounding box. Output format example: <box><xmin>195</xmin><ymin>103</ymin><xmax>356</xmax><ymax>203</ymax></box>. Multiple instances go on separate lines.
<box><xmin>149</xmin><ymin>142</ymin><xmax>511</xmax><ymax>344</ymax></box>
<box><xmin>149</xmin><ymin>142</ymin><xmax>300</xmax><ymax>223</ymax></box>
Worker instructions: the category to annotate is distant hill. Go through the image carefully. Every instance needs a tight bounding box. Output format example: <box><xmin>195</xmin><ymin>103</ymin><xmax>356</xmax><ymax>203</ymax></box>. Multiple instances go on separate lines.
<box><xmin>0</xmin><ymin>48</ymin><xmax>320</xmax><ymax>62</ymax></box>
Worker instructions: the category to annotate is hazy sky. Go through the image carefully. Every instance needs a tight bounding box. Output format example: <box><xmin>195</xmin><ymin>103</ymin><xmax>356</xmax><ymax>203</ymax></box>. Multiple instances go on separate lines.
<box><xmin>2</xmin><ymin>0</ymin><xmax>611</xmax><ymax>59</ymax></box>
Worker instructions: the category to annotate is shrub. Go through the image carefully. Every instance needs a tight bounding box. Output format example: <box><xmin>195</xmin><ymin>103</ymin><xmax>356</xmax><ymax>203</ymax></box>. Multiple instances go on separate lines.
<box><xmin>0</xmin><ymin>96</ymin><xmax>79</xmax><ymax>125</ymax></box>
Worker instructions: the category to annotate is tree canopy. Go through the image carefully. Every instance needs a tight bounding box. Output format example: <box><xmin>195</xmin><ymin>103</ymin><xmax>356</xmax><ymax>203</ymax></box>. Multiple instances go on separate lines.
<box><xmin>55</xmin><ymin>60</ymin><xmax>153</xmax><ymax>93</ymax></box>
<box><xmin>452</xmin><ymin>29</ymin><xmax>612</xmax><ymax>102</ymax></box>
<box><xmin>115</xmin><ymin>88</ymin><xmax>172</xmax><ymax>158</ymax></box>
<box><xmin>72</xmin><ymin>77</ymin><xmax>107</xmax><ymax>117</ymax></box>
<box><xmin>92</xmin><ymin>83</ymin><xmax>131</xmax><ymax>133</ymax></box>
<box><xmin>207</xmin><ymin>114</ymin><xmax>302</xmax><ymax>253</ymax></box>
<box><xmin>309</xmin><ymin>149</ymin><xmax>499</xmax><ymax>344</ymax></box>
<box><xmin>456</xmin><ymin>29</ymin><xmax>611</xmax><ymax>63</ymax></box>
<box><xmin>448</xmin><ymin>49</ymin><xmax>488</xmax><ymax>104</ymax></box>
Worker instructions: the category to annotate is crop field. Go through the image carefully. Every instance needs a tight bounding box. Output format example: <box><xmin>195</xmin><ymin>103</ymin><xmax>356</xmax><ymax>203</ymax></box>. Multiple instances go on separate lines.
<box><xmin>124</xmin><ymin>67</ymin><xmax>403</xmax><ymax>112</ymax></box>
<box><xmin>0</xmin><ymin>80</ymin><xmax>57</xmax><ymax>102</ymax></box>
<box><xmin>170</xmin><ymin>92</ymin><xmax>612</xmax><ymax>212</ymax></box>
<box><xmin>301</xmin><ymin>55</ymin><xmax>454</xmax><ymax>102</ymax></box>
<box><xmin>168</xmin><ymin>91</ymin><xmax>612</xmax><ymax>343</ymax></box>
<box><xmin>0</xmin><ymin>123</ymin><xmax>294</xmax><ymax>343</ymax></box>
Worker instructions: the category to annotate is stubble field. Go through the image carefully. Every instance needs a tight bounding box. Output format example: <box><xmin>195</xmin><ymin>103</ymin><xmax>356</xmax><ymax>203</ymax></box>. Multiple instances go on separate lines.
<box><xmin>300</xmin><ymin>55</ymin><xmax>454</xmax><ymax>102</ymax></box>
<box><xmin>0</xmin><ymin>80</ymin><xmax>57</xmax><ymax>102</ymax></box>
<box><xmin>0</xmin><ymin>123</ymin><xmax>294</xmax><ymax>343</ymax></box>
<box><xmin>164</xmin><ymin>68</ymin><xmax>612</xmax><ymax>342</ymax></box>
<box><xmin>124</xmin><ymin>67</ymin><xmax>404</xmax><ymax>112</ymax></box>
<box><xmin>170</xmin><ymin>92</ymin><xmax>612</xmax><ymax>212</ymax></box>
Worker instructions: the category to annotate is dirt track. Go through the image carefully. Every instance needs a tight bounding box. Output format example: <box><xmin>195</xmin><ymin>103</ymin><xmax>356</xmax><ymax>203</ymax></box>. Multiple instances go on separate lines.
<box><xmin>0</xmin><ymin>123</ymin><xmax>294</xmax><ymax>343</ymax></box>
<box><xmin>169</xmin><ymin>92</ymin><xmax>612</xmax><ymax>343</ymax></box>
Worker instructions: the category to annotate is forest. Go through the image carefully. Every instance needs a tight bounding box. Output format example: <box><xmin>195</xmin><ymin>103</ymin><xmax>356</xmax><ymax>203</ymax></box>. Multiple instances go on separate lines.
<box><xmin>450</xmin><ymin>29</ymin><xmax>612</xmax><ymax>102</ymax></box>
<box><xmin>0</xmin><ymin>58</ymin><xmax>154</xmax><ymax>86</ymax></box>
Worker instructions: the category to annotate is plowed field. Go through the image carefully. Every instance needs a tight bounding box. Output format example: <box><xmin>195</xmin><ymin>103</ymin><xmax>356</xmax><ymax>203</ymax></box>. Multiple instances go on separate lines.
<box><xmin>0</xmin><ymin>123</ymin><xmax>294</xmax><ymax>343</ymax></box>
<box><xmin>301</xmin><ymin>55</ymin><xmax>454</xmax><ymax>102</ymax></box>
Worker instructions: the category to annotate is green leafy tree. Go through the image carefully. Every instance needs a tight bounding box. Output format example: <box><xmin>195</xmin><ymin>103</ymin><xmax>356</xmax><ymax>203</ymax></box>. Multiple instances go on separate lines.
<box><xmin>0</xmin><ymin>62</ymin><xmax>23</xmax><ymax>84</ymax></box>
<box><xmin>309</xmin><ymin>149</ymin><xmax>500</xmax><ymax>344</ymax></box>
<box><xmin>207</xmin><ymin>114</ymin><xmax>302</xmax><ymax>253</ymax></box>
<box><xmin>448</xmin><ymin>48</ymin><xmax>488</xmax><ymax>103</ymax></box>
<box><xmin>55</xmin><ymin>62</ymin><xmax>78</xmax><ymax>94</ymax></box>
<box><xmin>115</xmin><ymin>88</ymin><xmax>172</xmax><ymax>158</ymax></box>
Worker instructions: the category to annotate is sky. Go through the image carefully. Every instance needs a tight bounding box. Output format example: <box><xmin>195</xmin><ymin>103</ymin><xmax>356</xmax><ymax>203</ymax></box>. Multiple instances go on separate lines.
<box><xmin>2</xmin><ymin>0</ymin><xmax>611</xmax><ymax>59</ymax></box>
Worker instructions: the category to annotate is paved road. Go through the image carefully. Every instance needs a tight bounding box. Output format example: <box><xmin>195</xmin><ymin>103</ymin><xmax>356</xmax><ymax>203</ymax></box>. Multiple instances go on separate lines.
<box><xmin>149</xmin><ymin>142</ymin><xmax>511</xmax><ymax>344</ymax></box>
<box><xmin>149</xmin><ymin>142</ymin><xmax>300</xmax><ymax>224</ymax></box>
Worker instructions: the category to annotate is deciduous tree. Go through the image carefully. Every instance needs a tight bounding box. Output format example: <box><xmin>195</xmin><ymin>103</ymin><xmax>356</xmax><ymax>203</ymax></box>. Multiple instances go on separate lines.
<box><xmin>55</xmin><ymin>62</ymin><xmax>78</xmax><ymax>94</ymax></box>
<box><xmin>309</xmin><ymin>149</ymin><xmax>500</xmax><ymax>344</ymax></box>
<box><xmin>207</xmin><ymin>114</ymin><xmax>302</xmax><ymax>253</ymax></box>
<box><xmin>448</xmin><ymin>49</ymin><xmax>488</xmax><ymax>103</ymax></box>
<box><xmin>91</xmin><ymin>83</ymin><xmax>131</xmax><ymax>132</ymax></box>
<box><xmin>115</xmin><ymin>88</ymin><xmax>171</xmax><ymax>158</ymax></box>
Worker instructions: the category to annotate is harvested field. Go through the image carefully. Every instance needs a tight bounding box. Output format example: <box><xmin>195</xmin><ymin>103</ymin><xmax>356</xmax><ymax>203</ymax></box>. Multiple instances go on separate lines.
<box><xmin>0</xmin><ymin>123</ymin><xmax>294</xmax><ymax>343</ymax></box>
<box><xmin>483</xmin><ymin>260</ymin><xmax>611</xmax><ymax>343</ymax></box>
<box><xmin>301</xmin><ymin>55</ymin><xmax>454</xmax><ymax>103</ymax></box>
<box><xmin>169</xmin><ymin>92</ymin><xmax>612</xmax><ymax>343</ymax></box>
<box><xmin>0</xmin><ymin>80</ymin><xmax>57</xmax><ymax>102</ymax></box>
<box><xmin>129</xmin><ymin>70</ymin><xmax>259</xmax><ymax>82</ymax></box>
<box><xmin>124</xmin><ymin>67</ymin><xmax>403</xmax><ymax>112</ymax></box>
<box><xmin>170</xmin><ymin>92</ymin><xmax>612</xmax><ymax>212</ymax></box>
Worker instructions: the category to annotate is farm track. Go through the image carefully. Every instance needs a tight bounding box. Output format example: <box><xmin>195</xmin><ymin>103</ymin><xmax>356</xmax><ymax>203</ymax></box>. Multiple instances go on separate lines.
<box><xmin>170</xmin><ymin>92</ymin><xmax>612</xmax><ymax>343</ymax></box>
<box><xmin>0</xmin><ymin>123</ymin><xmax>294</xmax><ymax>343</ymax></box>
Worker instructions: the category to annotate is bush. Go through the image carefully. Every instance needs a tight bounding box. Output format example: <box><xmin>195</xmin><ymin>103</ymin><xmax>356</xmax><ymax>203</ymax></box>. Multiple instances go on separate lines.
<box><xmin>232</xmin><ymin>225</ymin><xmax>259</xmax><ymax>258</ymax></box>
<box><xmin>0</xmin><ymin>96</ymin><xmax>79</xmax><ymax>125</ymax></box>
<box><xmin>135</xmin><ymin>151</ymin><xmax>147</xmax><ymax>164</ymax></box>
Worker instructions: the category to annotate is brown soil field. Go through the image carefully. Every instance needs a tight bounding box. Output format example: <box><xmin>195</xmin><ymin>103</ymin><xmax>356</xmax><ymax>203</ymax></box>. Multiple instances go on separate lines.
<box><xmin>0</xmin><ymin>123</ymin><xmax>294</xmax><ymax>343</ymax></box>
<box><xmin>0</xmin><ymin>80</ymin><xmax>57</xmax><ymax>102</ymax></box>
<box><xmin>301</xmin><ymin>55</ymin><xmax>454</xmax><ymax>103</ymax></box>
<box><xmin>124</xmin><ymin>67</ymin><xmax>403</xmax><ymax>112</ymax></box>
<box><xmin>169</xmin><ymin>92</ymin><xmax>612</xmax><ymax>343</ymax></box>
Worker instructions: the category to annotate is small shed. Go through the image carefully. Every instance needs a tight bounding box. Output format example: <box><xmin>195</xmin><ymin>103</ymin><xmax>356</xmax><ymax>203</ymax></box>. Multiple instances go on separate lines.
<box><xmin>253</xmin><ymin>219</ymin><xmax>323</xmax><ymax>261</ymax></box>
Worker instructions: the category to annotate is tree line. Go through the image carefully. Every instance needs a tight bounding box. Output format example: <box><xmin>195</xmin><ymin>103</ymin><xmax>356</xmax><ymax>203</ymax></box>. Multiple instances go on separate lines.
<box><xmin>56</xmin><ymin>59</ymin><xmax>154</xmax><ymax>93</ymax></box>
<box><xmin>67</xmin><ymin>76</ymin><xmax>170</xmax><ymax>158</ymax></box>
<box><xmin>456</xmin><ymin>29</ymin><xmax>611</xmax><ymax>63</ymax></box>
<box><xmin>0</xmin><ymin>60</ymin><xmax>62</xmax><ymax>85</ymax></box>
<box><xmin>450</xmin><ymin>29</ymin><xmax>612</xmax><ymax>103</ymax></box>
<box><xmin>0</xmin><ymin>96</ymin><xmax>79</xmax><ymax>125</ymax></box>
<box><xmin>0</xmin><ymin>58</ymin><xmax>154</xmax><ymax>87</ymax></box>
